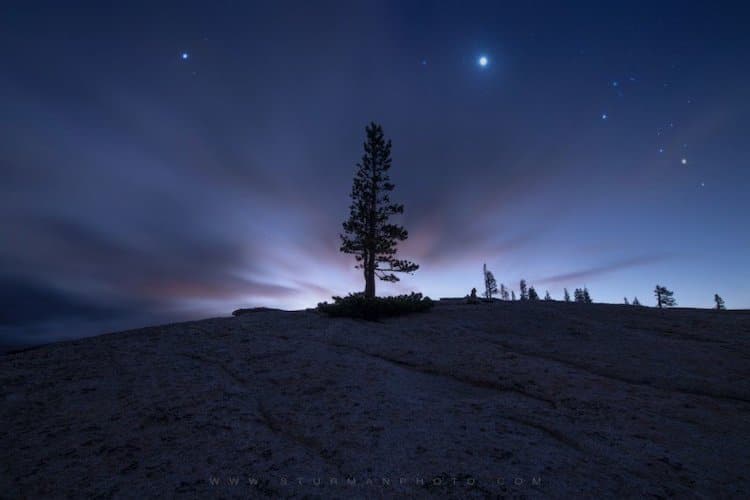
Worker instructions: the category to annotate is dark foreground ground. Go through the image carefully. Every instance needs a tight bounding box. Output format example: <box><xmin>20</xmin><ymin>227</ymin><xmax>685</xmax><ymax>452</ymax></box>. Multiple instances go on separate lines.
<box><xmin>1</xmin><ymin>301</ymin><xmax>749</xmax><ymax>498</ymax></box>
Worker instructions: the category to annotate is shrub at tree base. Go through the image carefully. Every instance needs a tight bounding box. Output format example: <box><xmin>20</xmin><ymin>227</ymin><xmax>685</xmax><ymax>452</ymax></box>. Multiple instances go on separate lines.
<box><xmin>317</xmin><ymin>292</ymin><xmax>434</xmax><ymax>320</ymax></box>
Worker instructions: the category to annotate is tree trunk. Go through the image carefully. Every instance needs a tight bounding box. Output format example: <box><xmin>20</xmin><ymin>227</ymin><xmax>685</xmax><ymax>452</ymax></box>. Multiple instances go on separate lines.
<box><xmin>364</xmin><ymin>166</ymin><xmax>377</xmax><ymax>299</ymax></box>
<box><xmin>364</xmin><ymin>253</ymin><xmax>375</xmax><ymax>298</ymax></box>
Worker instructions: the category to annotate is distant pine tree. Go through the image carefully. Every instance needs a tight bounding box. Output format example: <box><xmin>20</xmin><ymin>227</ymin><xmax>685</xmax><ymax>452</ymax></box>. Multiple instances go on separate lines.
<box><xmin>483</xmin><ymin>264</ymin><xmax>498</xmax><ymax>300</ymax></box>
<box><xmin>654</xmin><ymin>285</ymin><xmax>676</xmax><ymax>308</ymax></box>
<box><xmin>632</xmin><ymin>296</ymin><xmax>640</xmax><ymax>306</ymax></box>
<box><xmin>563</xmin><ymin>288</ymin><xmax>571</xmax><ymax>302</ymax></box>
<box><xmin>500</xmin><ymin>283</ymin><xmax>510</xmax><ymax>300</ymax></box>
<box><xmin>583</xmin><ymin>287</ymin><xmax>592</xmax><ymax>304</ymax></box>
<box><xmin>528</xmin><ymin>286</ymin><xmax>539</xmax><ymax>301</ymax></box>
<box><xmin>519</xmin><ymin>279</ymin><xmax>529</xmax><ymax>300</ymax></box>
<box><xmin>624</xmin><ymin>297</ymin><xmax>629</xmax><ymax>305</ymax></box>
<box><xmin>574</xmin><ymin>288</ymin><xmax>585</xmax><ymax>303</ymax></box>
<box><xmin>544</xmin><ymin>290</ymin><xmax>552</xmax><ymax>301</ymax></box>
<box><xmin>511</xmin><ymin>290</ymin><xmax>516</xmax><ymax>301</ymax></box>
<box><xmin>714</xmin><ymin>293</ymin><xmax>725</xmax><ymax>310</ymax></box>
<box><xmin>340</xmin><ymin>122</ymin><xmax>418</xmax><ymax>298</ymax></box>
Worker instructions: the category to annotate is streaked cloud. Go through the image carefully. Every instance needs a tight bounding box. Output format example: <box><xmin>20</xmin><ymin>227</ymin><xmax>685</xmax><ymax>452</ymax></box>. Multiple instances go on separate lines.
<box><xmin>534</xmin><ymin>255</ymin><xmax>674</xmax><ymax>286</ymax></box>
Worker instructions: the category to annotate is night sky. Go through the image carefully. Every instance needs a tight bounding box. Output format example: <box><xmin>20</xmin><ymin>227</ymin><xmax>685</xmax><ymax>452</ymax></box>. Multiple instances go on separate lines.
<box><xmin>2</xmin><ymin>2</ymin><xmax>748</xmax><ymax>346</ymax></box>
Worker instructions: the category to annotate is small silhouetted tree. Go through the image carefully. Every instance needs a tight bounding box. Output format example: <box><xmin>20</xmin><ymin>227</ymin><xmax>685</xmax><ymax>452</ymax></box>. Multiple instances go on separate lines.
<box><xmin>483</xmin><ymin>264</ymin><xmax>498</xmax><ymax>300</ymax></box>
<box><xmin>632</xmin><ymin>296</ymin><xmax>640</xmax><ymax>306</ymax></box>
<box><xmin>544</xmin><ymin>290</ymin><xmax>552</xmax><ymax>301</ymax></box>
<box><xmin>583</xmin><ymin>287</ymin><xmax>592</xmax><ymax>304</ymax></box>
<box><xmin>714</xmin><ymin>294</ymin><xmax>725</xmax><ymax>310</ymax></box>
<box><xmin>519</xmin><ymin>279</ymin><xmax>529</xmax><ymax>300</ymax></box>
<box><xmin>528</xmin><ymin>286</ymin><xmax>539</xmax><ymax>301</ymax></box>
<box><xmin>500</xmin><ymin>284</ymin><xmax>510</xmax><ymax>300</ymax></box>
<box><xmin>564</xmin><ymin>288</ymin><xmax>571</xmax><ymax>302</ymax></box>
<box><xmin>511</xmin><ymin>290</ymin><xmax>516</xmax><ymax>301</ymax></box>
<box><xmin>574</xmin><ymin>288</ymin><xmax>584</xmax><ymax>303</ymax></box>
<box><xmin>340</xmin><ymin>123</ymin><xmax>418</xmax><ymax>298</ymax></box>
<box><xmin>624</xmin><ymin>297</ymin><xmax>629</xmax><ymax>305</ymax></box>
<box><xmin>654</xmin><ymin>285</ymin><xmax>676</xmax><ymax>308</ymax></box>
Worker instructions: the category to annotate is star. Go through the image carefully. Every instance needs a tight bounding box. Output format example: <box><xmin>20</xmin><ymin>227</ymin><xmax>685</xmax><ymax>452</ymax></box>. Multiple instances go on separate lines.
<box><xmin>658</xmin><ymin>147</ymin><xmax>665</xmax><ymax>153</ymax></box>
<box><xmin>681</xmin><ymin>158</ymin><xmax>688</xmax><ymax>165</ymax></box>
<box><xmin>601</xmin><ymin>113</ymin><xmax>608</xmax><ymax>120</ymax></box>
<box><xmin>612</xmin><ymin>80</ymin><xmax>619</xmax><ymax>87</ymax></box>
<box><xmin>420</xmin><ymin>59</ymin><xmax>427</xmax><ymax>66</ymax></box>
<box><xmin>700</xmin><ymin>181</ymin><xmax>706</xmax><ymax>187</ymax></box>
<box><xmin>181</xmin><ymin>52</ymin><xmax>189</xmax><ymax>60</ymax></box>
<box><xmin>478</xmin><ymin>56</ymin><xmax>488</xmax><ymax>67</ymax></box>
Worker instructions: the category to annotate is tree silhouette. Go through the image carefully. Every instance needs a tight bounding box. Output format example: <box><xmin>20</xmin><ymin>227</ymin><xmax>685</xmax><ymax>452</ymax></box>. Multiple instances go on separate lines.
<box><xmin>511</xmin><ymin>290</ymin><xmax>516</xmax><ymax>301</ymax></box>
<box><xmin>583</xmin><ymin>287</ymin><xmax>592</xmax><ymax>304</ymax></box>
<box><xmin>632</xmin><ymin>296</ymin><xmax>641</xmax><ymax>306</ymax></box>
<box><xmin>574</xmin><ymin>288</ymin><xmax>584</xmax><ymax>303</ymax></box>
<box><xmin>714</xmin><ymin>294</ymin><xmax>725</xmax><ymax>310</ymax></box>
<box><xmin>528</xmin><ymin>286</ymin><xmax>539</xmax><ymax>301</ymax></box>
<box><xmin>624</xmin><ymin>297</ymin><xmax>629</xmax><ymax>305</ymax></box>
<box><xmin>519</xmin><ymin>279</ymin><xmax>529</xmax><ymax>300</ymax></box>
<box><xmin>500</xmin><ymin>283</ymin><xmax>510</xmax><ymax>300</ymax></box>
<box><xmin>483</xmin><ymin>264</ymin><xmax>498</xmax><ymax>300</ymax></box>
<box><xmin>544</xmin><ymin>290</ymin><xmax>552</xmax><ymax>301</ymax></box>
<box><xmin>654</xmin><ymin>285</ymin><xmax>676</xmax><ymax>308</ymax></box>
<box><xmin>563</xmin><ymin>288</ymin><xmax>571</xmax><ymax>302</ymax></box>
<box><xmin>340</xmin><ymin>123</ymin><xmax>418</xmax><ymax>298</ymax></box>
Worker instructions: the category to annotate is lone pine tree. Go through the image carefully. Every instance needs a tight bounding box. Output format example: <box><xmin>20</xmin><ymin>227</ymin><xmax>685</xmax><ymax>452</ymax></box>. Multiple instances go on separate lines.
<box><xmin>654</xmin><ymin>285</ymin><xmax>676</xmax><ymax>308</ymax></box>
<box><xmin>583</xmin><ymin>287</ymin><xmax>592</xmax><ymax>304</ymax></box>
<box><xmin>483</xmin><ymin>264</ymin><xmax>498</xmax><ymax>300</ymax></box>
<box><xmin>519</xmin><ymin>279</ymin><xmax>529</xmax><ymax>300</ymax></box>
<box><xmin>714</xmin><ymin>293</ymin><xmax>725</xmax><ymax>310</ymax></box>
<box><xmin>340</xmin><ymin>123</ymin><xmax>418</xmax><ymax>298</ymax></box>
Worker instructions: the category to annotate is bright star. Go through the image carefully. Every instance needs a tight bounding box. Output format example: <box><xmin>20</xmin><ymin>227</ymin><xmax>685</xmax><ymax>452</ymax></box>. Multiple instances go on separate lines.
<box><xmin>658</xmin><ymin>147</ymin><xmax>665</xmax><ymax>153</ymax></box>
<box><xmin>601</xmin><ymin>113</ymin><xmax>608</xmax><ymax>120</ymax></box>
<box><xmin>681</xmin><ymin>158</ymin><xmax>688</xmax><ymax>165</ymax></box>
<box><xmin>181</xmin><ymin>52</ymin><xmax>189</xmax><ymax>60</ymax></box>
<box><xmin>478</xmin><ymin>56</ymin><xmax>488</xmax><ymax>67</ymax></box>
